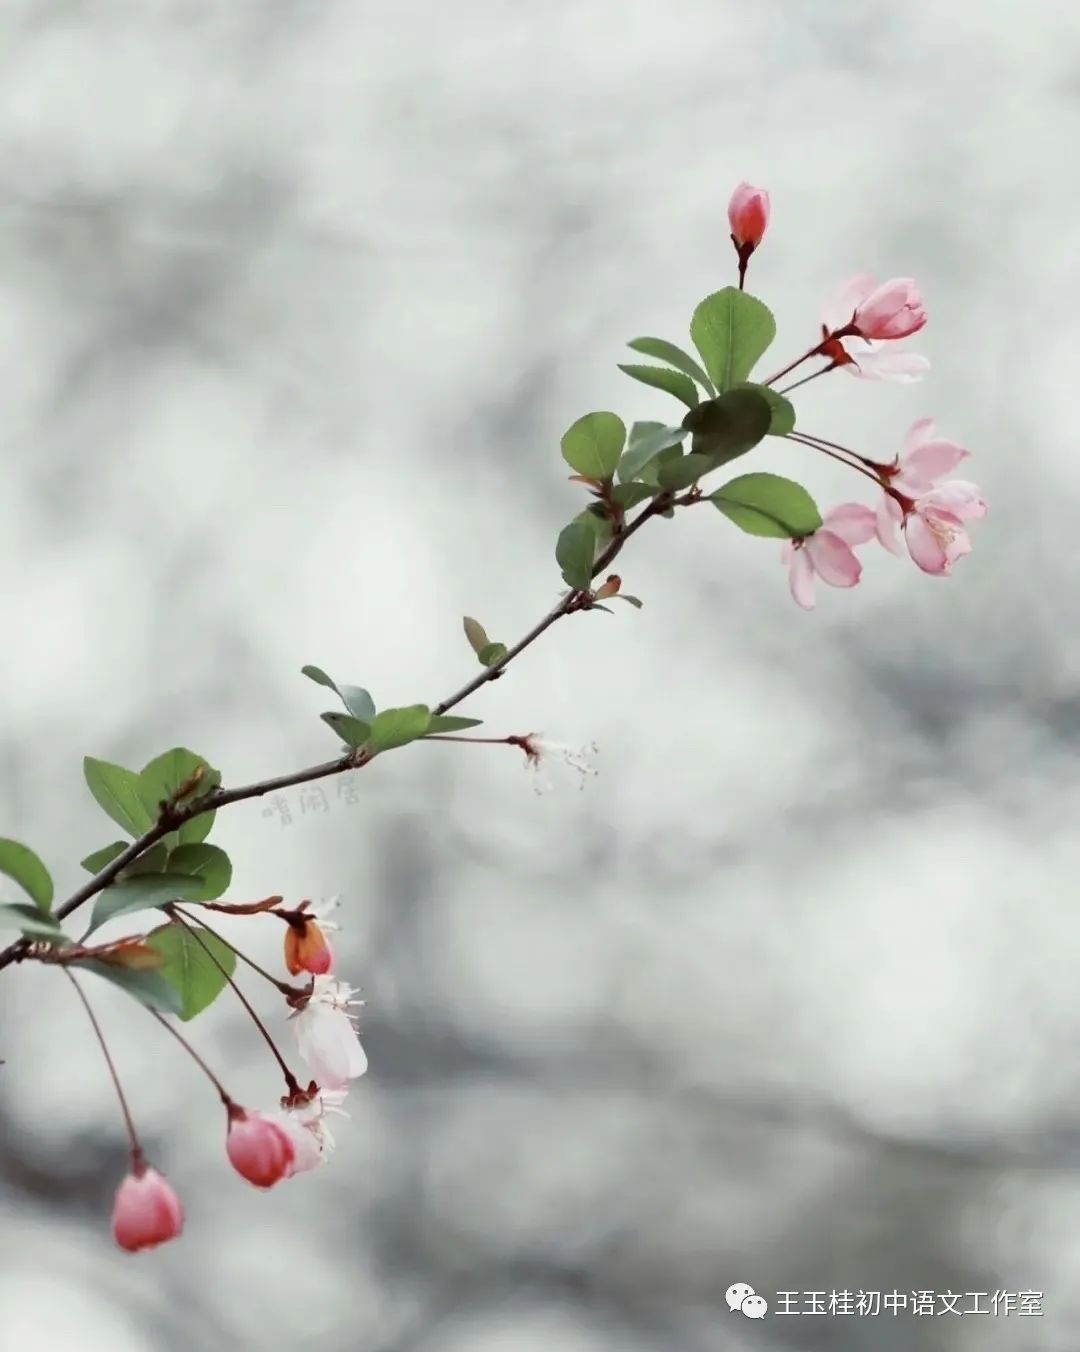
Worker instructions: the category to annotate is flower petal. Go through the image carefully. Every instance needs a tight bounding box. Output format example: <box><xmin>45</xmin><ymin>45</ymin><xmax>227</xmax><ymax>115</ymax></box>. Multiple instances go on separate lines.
<box><xmin>822</xmin><ymin>273</ymin><xmax>877</xmax><ymax>332</ymax></box>
<box><xmin>875</xmin><ymin>494</ymin><xmax>905</xmax><ymax>556</ymax></box>
<box><xmin>821</xmin><ymin>502</ymin><xmax>877</xmax><ymax>546</ymax></box>
<box><xmin>787</xmin><ymin>547</ymin><xmax>816</xmax><ymax>610</ymax></box>
<box><xmin>806</xmin><ymin>530</ymin><xmax>863</xmax><ymax>589</ymax></box>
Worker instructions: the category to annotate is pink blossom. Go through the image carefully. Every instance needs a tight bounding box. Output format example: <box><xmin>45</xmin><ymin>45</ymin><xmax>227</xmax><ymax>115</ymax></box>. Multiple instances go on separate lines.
<box><xmin>289</xmin><ymin>977</ymin><xmax>368</xmax><ymax>1089</ymax></box>
<box><xmin>226</xmin><ymin>1107</ymin><xmax>296</xmax><ymax>1189</ymax></box>
<box><xmin>884</xmin><ymin>418</ymin><xmax>970</xmax><ymax>496</ymax></box>
<box><xmin>727</xmin><ymin>182</ymin><xmax>770</xmax><ymax>250</ymax></box>
<box><xmin>850</xmin><ymin>275</ymin><xmax>926</xmax><ymax>340</ymax></box>
<box><xmin>876</xmin><ymin>481</ymin><xmax>987</xmax><ymax>575</ymax></box>
<box><xmin>821</xmin><ymin>274</ymin><xmax>928</xmax><ymax>379</ymax></box>
<box><xmin>780</xmin><ymin>503</ymin><xmax>877</xmax><ymax>610</ymax></box>
<box><xmin>112</xmin><ymin>1165</ymin><xmax>184</xmax><ymax>1252</ymax></box>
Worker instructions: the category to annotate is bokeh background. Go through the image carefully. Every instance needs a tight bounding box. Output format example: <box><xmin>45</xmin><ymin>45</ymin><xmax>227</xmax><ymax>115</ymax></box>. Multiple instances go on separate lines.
<box><xmin>1</xmin><ymin>3</ymin><xmax>1078</xmax><ymax>1349</ymax></box>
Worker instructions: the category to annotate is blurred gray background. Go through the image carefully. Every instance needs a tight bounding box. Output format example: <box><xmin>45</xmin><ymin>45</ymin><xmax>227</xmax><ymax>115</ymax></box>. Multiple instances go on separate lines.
<box><xmin>1</xmin><ymin>2</ymin><xmax>1078</xmax><ymax>1349</ymax></box>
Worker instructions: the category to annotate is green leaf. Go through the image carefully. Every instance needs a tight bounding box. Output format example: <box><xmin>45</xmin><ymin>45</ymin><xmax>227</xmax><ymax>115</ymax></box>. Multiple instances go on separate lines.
<box><xmin>711</xmin><ymin>473</ymin><xmax>823</xmax><ymax>539</ymax></box>
<box><xmin>366</xmin><ymin>705</ymin><xmax>433</xmax><ymax>754</ymax></box>
<box><xmin>426</xmin><ymin>715</ymin><xmax>484</xmax><ymax>734</ymax></box>
<box><xmin>145</xmin><ymin>923</ymin><xmax>236</xmax><ymax>1021</ymax></box>
<box><xmin>118</xmin><ymin>841</ymin><xmax>170</xmax><ymax>878</ymax></box>
<box><xmin>83</xmin><ymin>757</ymin><xmax>153</xmax><ymax>838</ymax></box>
<box><xmin>320</xmin><ymin>711</ymin><xmax>372</xmax><ymax>748</ymax></box>
<box><xmin>560</xmin><ymin>412</ymin><xmax>626</xmax><ymax>481</ymax></box>
<box><xmin>0</xmin><ymin>839</ymin><xmax>54</xmax><ymax>914</ymax></box>
<box><xmin>615</xmin><ymin>594</ymin><xmax>644</xmax><ymax>609</ymax></box>
<box><xmin>617</xmin><ymin>364</ymin><xmax>699</xmax><ymax>409</ymax></box>
<box><xmin>164</xmin><ymin>844</ymin><xmax>232</xmax><ymax>900</ymax></box>
<box><xmin>301</xmin><ymin>664</ymin><xmax>338</xmax><ymax>691</ymax></box>
<box><xmin>681</xmin><ymin>386</ymin><xmax>773</xmax><ymax>467</ymax></box>
<box><xmin>0</xmin><ymin>902</ymin><xmax>66</xmax><ymax>939</ymax></box>
<box><xmin>555</xmin><ymin>521</ymin><xmax>596</xmax><ymax>590</ymax></box>
<box><xmin>87</xmin><ymin>873</ymin><xmax>209</xmax><ymax>936</ymax></box>
<box><xmin>338</xmin><ymin>685</ymin><xmax>376</xmax><ymax>723</ymax></box>
<box><xmin>690</xmin><ymin>288</ymin><xmax>776</xmax><ymax>393</ymax></box>
<box><xmin>611</xmin><ymin>482</ymin><xmax>659</xmax><ymax>510</ymax></box>
<box><xmin>627</xmin><ymin>337</ymin><xmax>716</xmax><ymax>394</ymax></box>
<box><xmin>138</xmin><ymin>748</ymin><xmax>220</xmax><ymax>820</ymax></box>
<box><xmin>301</xmin><ymin>665</ymin><xmax>376</xmax><ymax>724</ymax></box>
<box><xmin>75</xmin><ymin>959</ymin><xmax>184</xmax><ymax>1015</ymax></box>
<box><xmin>732</xmin><ymin>381</ymin><xmax>796</xmax><ymax>436</ymax></box>
<box><xmin>617</xmin><ymin>423</ymin><xmax>687</xmax><ymax>483</ymax></box>
<box><xmin>463</xmin><ymin>616</ymin><xmax>489</xmax><ymax>655</ymax></box>
<box><xmin>477</xmin><ymin>642</ymin><xmax>508</xmax><ymax>667</ymax></box>
<box><xmin>638</xmin><ymin>444</ymin><xmax>685</xmax><ymax>488</ymax></box>
<box><xmin>655</xmin><ymin>453</ymin><xmax>716</xmax><ymax>491</ymax></box>
<box><xmin>81</xmin><ymin>842</ymin><xmax>128</xmax><ymax>875</ymax></box>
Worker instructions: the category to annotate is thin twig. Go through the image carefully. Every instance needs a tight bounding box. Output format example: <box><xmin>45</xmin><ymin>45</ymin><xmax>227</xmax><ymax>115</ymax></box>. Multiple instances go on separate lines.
<box><xmin>62</xmin><ymin>968</ymin><xmax>142</xmax><ymax>1164</ymax></box>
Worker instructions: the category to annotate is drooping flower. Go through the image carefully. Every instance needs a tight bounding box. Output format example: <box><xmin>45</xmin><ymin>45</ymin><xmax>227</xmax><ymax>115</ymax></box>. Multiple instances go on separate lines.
<box><xmin>112</xmin><ymin>1164</ymin><xmax>184</xmax><ymax>1252</ymax></box>
<box><xmin>225</xmin><ymin>1106</ymin><xmax>296</xmax><ymax>1189</ymax></box>
<box><xmin>876</xmin><ymin>481</ymin><xmax>987</xmax><ymax>575</ymax></box>
<box><xmin>879</xmin><ymin>418</ymin><xmax>970</xmax><ymax>496</ymax></box>
<box><xmin>289</xmin><ymin>977</ymin><xmax>368</xmax><ymax>1090</ymax></box>
<box><xmin>820</xmin><ymin>274</ymin><xmax>928</xmax><ymax>381</ymax></box>
<box><xmin>515</xmin><ymin>734</ymin><xmax>599</xmax><ymax>794</ymax></box>
<box><xmin>283</xmin><ymin>896</ymin><xmax>340</xmax><ymax>977</ymax></box>
<box><xmin>727</xmin><ymin>182</ymin><xmax>771</xmax><ymax>250</ymax></box>
<box><xmin>277</xmin><ymin>1086</ymin><xmax>350</xmax><ymax>1175</ymax></box>
<box><xmin>780</xmin><ymin>503</ymin><xmax>877</xmax><ymax>610</ymax></box>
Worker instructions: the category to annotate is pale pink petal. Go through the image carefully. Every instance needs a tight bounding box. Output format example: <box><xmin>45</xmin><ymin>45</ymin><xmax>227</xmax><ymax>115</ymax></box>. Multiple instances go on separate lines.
<box><xmin>822</xmin><ymin>502</ymin><xmax>877</xmax><ymax>546</ymax></box>
<box><xmin>893</xmin><ymin>439</ymin><xmax>969</xmax><ymax>495</ymax></box>
<box><xmin>904</xmin><ymin>418</ymin><xmax>936</xmax><ymax>453</ymax></box>
<box><xmin>854</xmin><ymin>278</ymin><xmax>927</xmax><ymax>340</ymax></box>
<box><xmin>805</xmin><ymin>530</ymin><xmax>863</xmax><ymax>589</ymax></box>
<box><xmin>875</xmin><ymin>494</ymin><xmax>905</xmax><ymax>556</ymax></box>
<box><xmin>787</xmin><ymin>547</ymin><xmax>816</xmax><ymax>610</ymax></box>
<box><xmin>905</xmin><ymin>514</ymin><xmax>949</xmax><ymax>574</ymax></box>
<box><xmin>822</xmin><ymin>273</ymin><xmax>876</xmax><ymax>332</ymax></box>
<box><xmin>922</xmin><ymin>479</ymin><xmax>987</xmax><ymax>521</ymax></box>
<box><xmin>841</xmin><ymin>348</ymin><xmax>930</xmax><ymax>383</ymax></box>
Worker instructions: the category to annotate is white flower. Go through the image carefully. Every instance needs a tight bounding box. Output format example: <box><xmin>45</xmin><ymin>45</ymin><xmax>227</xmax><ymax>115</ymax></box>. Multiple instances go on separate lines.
<box><xmin>289</xmin><ymin>977</ymin><xmax>368</xmax><ymax>1089</ymax></box>
<box><xmin>278</xmin><ymin>1087</ymin><xmax>350</xmax><ymax>1174</ymax></box>
<box><xmin>517</xmin><ymin>733</ymin><xmax>599</xmax><ymax>795</ymax></box>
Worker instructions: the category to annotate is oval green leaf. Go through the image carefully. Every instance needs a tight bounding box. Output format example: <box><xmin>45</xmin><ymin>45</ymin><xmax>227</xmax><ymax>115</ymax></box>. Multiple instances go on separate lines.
<box><xmin>84</xmin><ymin>757</ymin><xmax>154</xmax><ymax>837</ymax></box>
<box><xmin>627</xmin><ymin>337</ymin><xmax>716</xmax><ymax>394</ymax></box>
<box><xmin>75</xmin><ymin>959</ymin><xmax>185</xmax><ymax>1015</ymax></box>
<box><xmin>710</xmin><ymin>473</ymin><xmax>823</xmax><ymax>539</ymax></box>
<box><xmin>617</xmin><ymin>364</ymin><xmax>699</xmax><ymax>409</ymax></box>
<box><xmin>731</xmin><ymin>382</ymin><xmax>796</xmax><ymax>436</ymax></box>
<box><xmin>560</xmin><ymin>412</ymin><xmax>626</xmax><ymax>481</ymax></box>
<box><xmin>366</xmin><ymin>705</ymin><xmax>433</xmax><ymax>754</ymax></box>
<box><xmin>321</xmin><ymin>711</ymin><xmax>372</xmax><ymax>748</ymax></box>
<box><xmin>656</xmin><ymin>453</ymin><xmax>715</xmax><ymax>491</ymax></box>
<box><xmin>0</xmin><ymin>838</ymin><xmax>54</xmax><ymax>914</ymax></box>
<box><xmin>681</xmin><ymin>386</ymin><xmax>773</xmax><ymax>467</ymax></box>
<box><xmin>617</xmin><ymin>423</ymin><xmax>688</xmax><ymax>483</ymax></box>
<box><xmin>477</xmin><ymin>642</ymin><xmax>508</xmax><ymax>667</ymax></box>
<box><xmin>81</xmin><ymin>841</ymin><xmax>129</xmax><ymax>875</ymax></box>
<box><xmin>0</xmin><ymin>902</ymin><xmax>66</xmax><ymax>939</ymax></box>
<box><xmin>87</xmin><ymin>872</ymin><xmax>210</xmax><ymax>936</ymax></box>
<box><xmin>165</xmin><ymin>844</ymin><xmax>232</xmax><ymax>900</ymax></box>
<box><xmin>463</xmin><ymin>616</ymin><xmax>488</xmax><ymax>655</ymax></box>
<box><xmin>146</xmin><ymin>922</ymin><xmax>236</xmax><ymax>1021</ymax></box>
<box><xmin>555</xmin><ymin>520</ymin><xmax>596</xmax><ymax>591</ymax></box>
<box><xmin>690</xmin><ymin>288</ymin><xmax>776</xmax><ymax>393</ymax></box>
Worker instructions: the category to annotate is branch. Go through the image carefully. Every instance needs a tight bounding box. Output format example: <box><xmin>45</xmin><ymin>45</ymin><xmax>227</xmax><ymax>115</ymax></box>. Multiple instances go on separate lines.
<box><xmin>0</xmin><ymin>490</ymin><xmax>681</xmax><ymax>974</ymax></box>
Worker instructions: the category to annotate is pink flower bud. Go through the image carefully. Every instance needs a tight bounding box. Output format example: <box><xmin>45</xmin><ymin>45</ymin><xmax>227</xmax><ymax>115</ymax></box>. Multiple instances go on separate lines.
<box><xmin>226</xmin><ymin>1107</ymin><xmax>296</xmax><ymax>1189</ymax></box>
<box><xmin>284</xmin><ymin>917</ymin><xmax>334</xmax><ymax>976</ymax></box>
<box><xmin>112</xmin><ymin>1165</ymin><xmax>184</xmax><ymax>1252</ymax></box>
<box><xmin>727</xmin><ymin>182</ymin><xmax>770</xmax><ymax>250</ymax></box>
<box><xmin>852</xmin><ymin>277</ymin><xmax>926</xmax><ymax>340</ymax></box>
